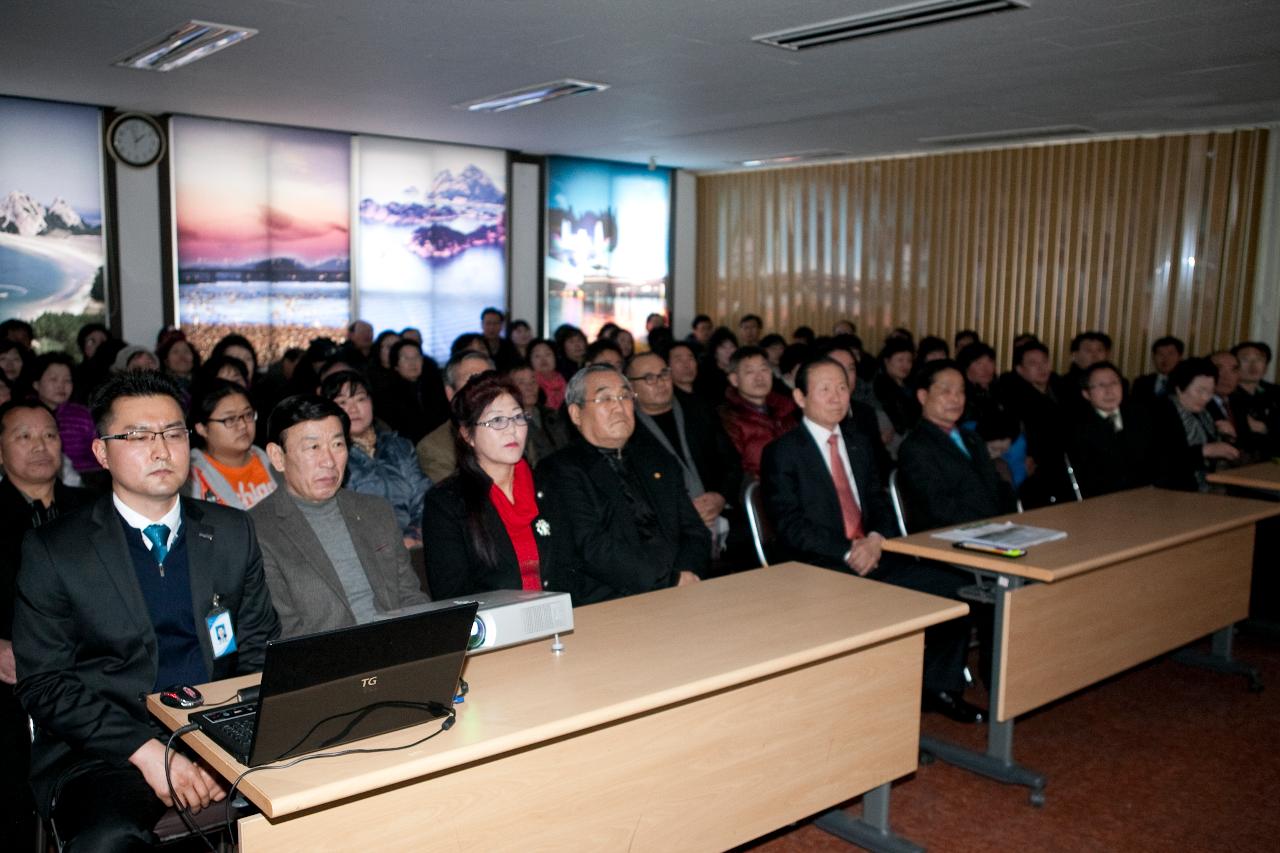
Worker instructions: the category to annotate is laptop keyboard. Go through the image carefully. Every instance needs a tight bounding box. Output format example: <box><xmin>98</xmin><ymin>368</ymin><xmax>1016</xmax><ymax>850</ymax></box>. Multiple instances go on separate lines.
<box><xmin>199</xmin><ymin>703</ymin><xmax>258</xmax><ymax>755</ymax></box>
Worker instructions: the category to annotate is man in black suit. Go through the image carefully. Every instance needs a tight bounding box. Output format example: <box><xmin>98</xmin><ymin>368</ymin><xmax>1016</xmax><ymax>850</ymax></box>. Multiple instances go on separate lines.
<box><xmin>1131</xmin><ymin>335</ymin><xmax>1185</xmax><ymax>404</ymax></box>
<box><xmin>898</xmin><ymin>360</ymin><xmax>1018</xmax><ymax>532</ymax></box>
<box><xmin>537</xmin><ymin>365</ymin><xmax>710</xmax><ymax>604</ymax></box>
<box><xmin>13</xmin><ymin>372</ymin><xmax>279</xmax><ymax>851</ymax></box>
<box><xmin>995</xmin><ymin>340</ymin><xmax>1074</xmax><ymax>506</ymax></box>
<box><xmin>0</xmin><ymin>401</ymin><xmax>92</xmax><ymax>845</ymax></box>
<box><xmin>1066</xmin><ymin>362</ymin><xmax>1159</xmax><ymax>497</ymax></box>
<box><xmin>626</xmin><ymin>351</ymin><xmax>747</xmax><ymax>572</ymax></box>
<box><xmin>760</xmin><ymin>358</ymin><xmax>982</xmax><ymax>723</ymax></box>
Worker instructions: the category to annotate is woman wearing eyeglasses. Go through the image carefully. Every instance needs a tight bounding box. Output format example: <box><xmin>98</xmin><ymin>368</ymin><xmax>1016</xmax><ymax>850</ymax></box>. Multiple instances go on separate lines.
<box><xmin>421</xmin><ymin>371</ymin><xmax>568</xmax><ymax>599</ymax></box>
<box><xmin>187</xmin><ymin>380</ymin><xmax>278</xmax><ymax>508</ymax></box>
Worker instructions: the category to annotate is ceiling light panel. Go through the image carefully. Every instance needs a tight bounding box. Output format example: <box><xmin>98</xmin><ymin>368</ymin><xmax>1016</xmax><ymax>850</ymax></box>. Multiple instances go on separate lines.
<box><xmin>114</xmin><ymin>20</ymin><xmax>257</xmax><ymax>72</ymax></box>
<box><xmin>455</xmin><ymin>79</ymin><xmax>610</xmax><ymax>113</ymax></box>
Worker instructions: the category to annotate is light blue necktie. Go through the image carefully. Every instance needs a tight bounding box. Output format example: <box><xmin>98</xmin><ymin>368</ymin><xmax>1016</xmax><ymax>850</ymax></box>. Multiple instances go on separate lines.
<box><xmin>948</xmin><ymin>429</ymin><xmax>971</xmax><ymax>458</ymax></box>
<box><xmin>143</xmin><ymin>524</ymin><xmax>171</xmax><ymax>565</ymax></box>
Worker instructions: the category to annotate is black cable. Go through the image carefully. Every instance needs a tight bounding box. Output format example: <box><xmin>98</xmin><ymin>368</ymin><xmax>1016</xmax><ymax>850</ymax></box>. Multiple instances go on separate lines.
<box><xmin>164</xmin><ymin>724</ymin><xmax>217</xmax><ymax>853</ymax></box>
<box><xmin>222</xmin><ymin>709</ymin><xmax>456</xmax><ymax>842</ymax></box>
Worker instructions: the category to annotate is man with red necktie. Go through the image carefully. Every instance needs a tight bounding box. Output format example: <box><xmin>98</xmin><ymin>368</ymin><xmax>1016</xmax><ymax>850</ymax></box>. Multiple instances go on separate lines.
<box><xmin>760</xmin><ymin>357</ymin><xmax>983</xmax><ymax>723</ymax></box>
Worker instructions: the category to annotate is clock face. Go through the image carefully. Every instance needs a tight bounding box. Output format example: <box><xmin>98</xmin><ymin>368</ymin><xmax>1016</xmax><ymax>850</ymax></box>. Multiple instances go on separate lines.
<box><xmin>110</xmin><ymin>115</ymin><xmax>164</xmax><ymax>167</ymax></box>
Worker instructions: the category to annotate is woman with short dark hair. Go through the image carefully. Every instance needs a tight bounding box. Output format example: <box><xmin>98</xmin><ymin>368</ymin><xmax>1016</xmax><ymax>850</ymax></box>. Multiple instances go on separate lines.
<box><xmin>322</xmin><ymin>370</ymin><xmax>430</xmax><ymax>546</ymax></box>
<box><xmin>1152</xmin><ymin>357</ymin><xmax>1240</xmax><ymax>491</ymax></box>
<box><xmin>421</xmin><ymin>371</ymin><xmax>569</xmax><ymax>598</ymax></box>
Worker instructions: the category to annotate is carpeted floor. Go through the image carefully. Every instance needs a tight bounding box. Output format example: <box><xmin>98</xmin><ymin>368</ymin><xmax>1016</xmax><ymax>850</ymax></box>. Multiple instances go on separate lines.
<box><xmin>741</xmin><ymin>629</ymin><xmax>1280</xmax><ymax>853</ymax></box>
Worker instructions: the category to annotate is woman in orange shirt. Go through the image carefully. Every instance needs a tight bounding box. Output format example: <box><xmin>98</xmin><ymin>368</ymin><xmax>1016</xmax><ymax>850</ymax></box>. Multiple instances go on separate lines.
<box><xmin>187</xmin><ymin>380</ymin><xmax>278</xmax><ymax>509</ymax></box>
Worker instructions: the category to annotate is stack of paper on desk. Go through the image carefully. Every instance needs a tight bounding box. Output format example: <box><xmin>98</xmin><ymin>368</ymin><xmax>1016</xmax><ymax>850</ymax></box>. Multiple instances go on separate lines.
<box><xmin>931</xmin><ymin>521</ymin><xmax>1068</xmax><ymax>550</ymax></box>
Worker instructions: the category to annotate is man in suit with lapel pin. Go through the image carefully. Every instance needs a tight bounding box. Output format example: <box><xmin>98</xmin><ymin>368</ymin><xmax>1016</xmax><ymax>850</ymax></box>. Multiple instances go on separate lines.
<box><xmin>761</xmin><ymin>357</ymin><xmax>982</xmax><ymax>723</ymax></box>
<box><xmin>536</xmin><ymin>364</ymin><xmax>709</xmax><ymax>604</ymax></box>
<box><xmin>13</xmin><ymin>372</ymin><xmax>279</xmax><ymax>851</ymax></box>
<box><xmin>250</xmin><ymin>395</ymin><xmax>430</xmax><ymax>639</ymax></box>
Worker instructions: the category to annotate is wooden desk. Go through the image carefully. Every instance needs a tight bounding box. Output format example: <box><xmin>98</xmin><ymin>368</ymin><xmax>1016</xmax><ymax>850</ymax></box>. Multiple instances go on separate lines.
<box><xmin>883</xmin><ymin>487</ymin><xmax>1280</xmax><ymax>803</ymax></box>
<box><xmin>1207</xmin><ymin>460</ymin><xmax>1280</xmax><ymax>492</ymax></box>
<box><xmin>150</xmin><ymin>563</ymin><xmax>966</xmax><ymax>852</ymax></box>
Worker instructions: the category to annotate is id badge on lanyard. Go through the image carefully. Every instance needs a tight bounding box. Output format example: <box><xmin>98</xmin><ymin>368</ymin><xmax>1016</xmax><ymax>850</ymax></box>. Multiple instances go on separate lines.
<box><xmin>205</xmin><ymin>594</ymin><xmax>237</xmax><ymax>658</ymax></box>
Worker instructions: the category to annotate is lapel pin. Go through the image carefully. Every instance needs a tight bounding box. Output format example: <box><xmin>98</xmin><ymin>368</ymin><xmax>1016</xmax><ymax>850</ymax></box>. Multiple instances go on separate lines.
<box><xmin>653</xmin><ymin>472</ymin><xmax>662</xmax><ymax>479</ymax></box>
<box><xmin>199</xmin><ymin>531</ymin><xmax>214</xmax><ymax>541</ymax></box>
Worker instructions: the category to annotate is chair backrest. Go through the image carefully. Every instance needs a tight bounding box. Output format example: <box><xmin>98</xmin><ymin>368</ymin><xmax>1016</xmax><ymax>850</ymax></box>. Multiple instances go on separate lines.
<box><xmin>1063</xmin><ymin>452</ymin><xmax>1084</xmax><ymax>502</ymax></box>
<box><xmin>743</xmin><ymin>479</ymin><xmax>773</xmax><ymax>567</ymax></box>
<box><xmin>886</xmin><ymin>469</ymin><xmax>910</xmax><ymax>537</ymax></box>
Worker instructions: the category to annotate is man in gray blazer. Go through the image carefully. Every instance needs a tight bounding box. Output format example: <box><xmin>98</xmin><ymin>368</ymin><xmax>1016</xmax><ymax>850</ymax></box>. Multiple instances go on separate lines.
<box><xmin>251</xmin><ymin>395</ymin><xmax>429</xmax><ymax>638</ymax></box>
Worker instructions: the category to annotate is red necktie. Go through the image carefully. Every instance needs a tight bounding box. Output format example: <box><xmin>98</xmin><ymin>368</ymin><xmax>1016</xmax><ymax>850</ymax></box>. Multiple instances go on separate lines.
<box><xmin>828</xmin><ymin>433</ymin><xmax>864</xmax><ymax>541</ymax></box>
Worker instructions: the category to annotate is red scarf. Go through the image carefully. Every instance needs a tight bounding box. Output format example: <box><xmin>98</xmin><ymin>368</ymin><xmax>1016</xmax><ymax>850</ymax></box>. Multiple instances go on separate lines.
<box><xmin>488</xmin><ymin>459</ymin><xmax>542</xmax><ymax>590</ymax></box>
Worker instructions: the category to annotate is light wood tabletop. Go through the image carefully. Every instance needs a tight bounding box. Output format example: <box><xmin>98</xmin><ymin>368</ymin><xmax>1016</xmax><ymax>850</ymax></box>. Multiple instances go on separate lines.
<box><xmin>880</xmin><ymin>486</ymin><xmax>1280</xmax><ymax>583</ymax></box>
<box><xmin>150</xmin><ymin>562</ymin><xmax>967</xmax><ymax>820</ymax></box>
<box><xmin>1206</xmin><ymin>460</ymin><xmax>1280</xmax><ymax>491</ymax></box>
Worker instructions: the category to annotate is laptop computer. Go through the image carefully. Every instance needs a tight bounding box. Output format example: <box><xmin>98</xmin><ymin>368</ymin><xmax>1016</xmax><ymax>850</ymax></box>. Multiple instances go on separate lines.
<box><xmin>191</xmin><ymin>601</ymin><xmax>479</xmax><ymax>766</ymax></box>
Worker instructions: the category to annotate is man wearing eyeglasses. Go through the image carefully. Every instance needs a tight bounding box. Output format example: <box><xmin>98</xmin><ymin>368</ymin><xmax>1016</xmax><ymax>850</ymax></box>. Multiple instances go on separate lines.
<box><xmin>251</xmin><ymin>395</ymin><xmax>429</xmax><ymax>639</ymax></box>
<box><xmin>536</xmin><ymin>364</ymin><xmax>710</xmax><ymax>604</ymax></box>
<box><xmin>626</xmin><ymin>352</ymin><xmax>748</xmax><ymax>572</ymax></box>
<box><xmin>12</xmin><ymin>371</ymin><xmax>279</xmax><ymax>851</ymax></box>
<box><xmin>1066</xmin><ymin>361</ymin><xmax>1158</xmax><ymax>498</ymax></box>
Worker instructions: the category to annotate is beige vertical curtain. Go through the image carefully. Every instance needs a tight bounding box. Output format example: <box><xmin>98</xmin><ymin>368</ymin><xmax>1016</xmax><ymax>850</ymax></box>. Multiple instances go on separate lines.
<box><xmin>697</xmin><ymin>129</ymin><xmax>1269</xmax><ymax>376</ymax></box>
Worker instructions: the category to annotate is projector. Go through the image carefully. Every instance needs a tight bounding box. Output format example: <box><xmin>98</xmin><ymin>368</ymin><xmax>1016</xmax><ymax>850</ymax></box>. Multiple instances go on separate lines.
<box><xmin>443</xmin><ymin>589</ymin><xmax>574</xmax><ymax>654</ymax></box>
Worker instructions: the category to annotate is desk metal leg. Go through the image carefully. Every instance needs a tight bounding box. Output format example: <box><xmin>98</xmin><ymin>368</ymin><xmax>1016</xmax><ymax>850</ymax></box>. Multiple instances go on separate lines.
<box><xmin>918</xmin><ymin>576</ymin><xmax>1047</xmax><ymax>805</ymax></box>
<box><xmin>814</xmin><ymin>783</ymin><xmax>924</xmax><ymax>853</ymax></box>
<box><xmin>1172</xmin><ymin>626</ymin><xmax>1264</xmax><ymax>692</ymax></box>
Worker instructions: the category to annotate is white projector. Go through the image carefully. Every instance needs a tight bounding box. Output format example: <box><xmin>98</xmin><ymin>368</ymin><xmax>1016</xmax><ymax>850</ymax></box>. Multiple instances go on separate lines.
<box><xmin>444</xmin><ymin>589</ymin><xmax>574</xmax><ymax>654</ymax></box>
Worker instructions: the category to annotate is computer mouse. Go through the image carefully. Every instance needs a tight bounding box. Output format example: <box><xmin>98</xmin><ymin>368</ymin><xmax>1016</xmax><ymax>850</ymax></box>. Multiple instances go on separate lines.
<box><xmin>159</xmin><ymin>685</ymin><xmax>204</xmax><ymax>709</ymax></box>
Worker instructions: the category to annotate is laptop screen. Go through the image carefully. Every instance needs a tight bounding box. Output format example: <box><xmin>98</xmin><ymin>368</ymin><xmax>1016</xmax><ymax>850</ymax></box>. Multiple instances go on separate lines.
<box><xmin>247</xmin><ymin>601</ymin><xmax>479</xmax><ymax>765</ymax></box>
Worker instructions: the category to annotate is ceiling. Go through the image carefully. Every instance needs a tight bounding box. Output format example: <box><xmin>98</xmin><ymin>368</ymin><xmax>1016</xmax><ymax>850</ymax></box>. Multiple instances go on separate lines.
<box><xmin>3</xmin><ymin>0</ymin><xmax>1279</xmax><ymax>171</ymax></box>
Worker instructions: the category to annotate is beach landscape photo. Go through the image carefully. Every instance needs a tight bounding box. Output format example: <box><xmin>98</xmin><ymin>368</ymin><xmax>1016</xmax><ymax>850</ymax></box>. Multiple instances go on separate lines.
<box><xmin>173</xmin><ymin>116</ymin><xmax>351</xmax><ymax>360</ymax></box>
<box><xmin>355</xmin><ymin>136</ymin><xmax>506</xmax><ymax>360</ymax></box>
<box><xmin>0</xmin><ymin>96</ymin><xmax>105</xmax><ymax>350</ymax></box>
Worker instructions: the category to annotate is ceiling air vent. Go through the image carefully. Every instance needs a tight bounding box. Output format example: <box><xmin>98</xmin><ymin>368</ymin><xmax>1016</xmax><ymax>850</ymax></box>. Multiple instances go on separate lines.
<box><xmin>754</xmin><ymin>0</ymin><xmax>1029</xmax><ymax>51</ymax></box>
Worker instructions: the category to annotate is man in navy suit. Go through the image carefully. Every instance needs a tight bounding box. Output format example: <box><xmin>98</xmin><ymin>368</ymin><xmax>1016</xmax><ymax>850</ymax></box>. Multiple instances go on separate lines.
<box><xmin>760</xmin><ymin>358</ymin><xmax>982</xmax><ymax>723</ymax></box>
<box><xmin>13</xmin><ymin>372</ymin><xmax>278</xmax><ymax>851</ymax></box>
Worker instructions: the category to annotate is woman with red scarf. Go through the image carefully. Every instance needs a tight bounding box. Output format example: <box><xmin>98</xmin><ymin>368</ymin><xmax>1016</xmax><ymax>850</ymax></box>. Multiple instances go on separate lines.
<box><xmin>422</xmin><ymin>371</ymin><xmax>570</xmax><ymax>598</ymax></box>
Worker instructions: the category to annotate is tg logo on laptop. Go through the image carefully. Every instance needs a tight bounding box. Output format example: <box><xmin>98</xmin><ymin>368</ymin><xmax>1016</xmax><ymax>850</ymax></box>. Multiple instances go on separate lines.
<box><xmin>361</xmin><ymin>675</ymin><xmax>378</xmax><ymax>689</ymax></box>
